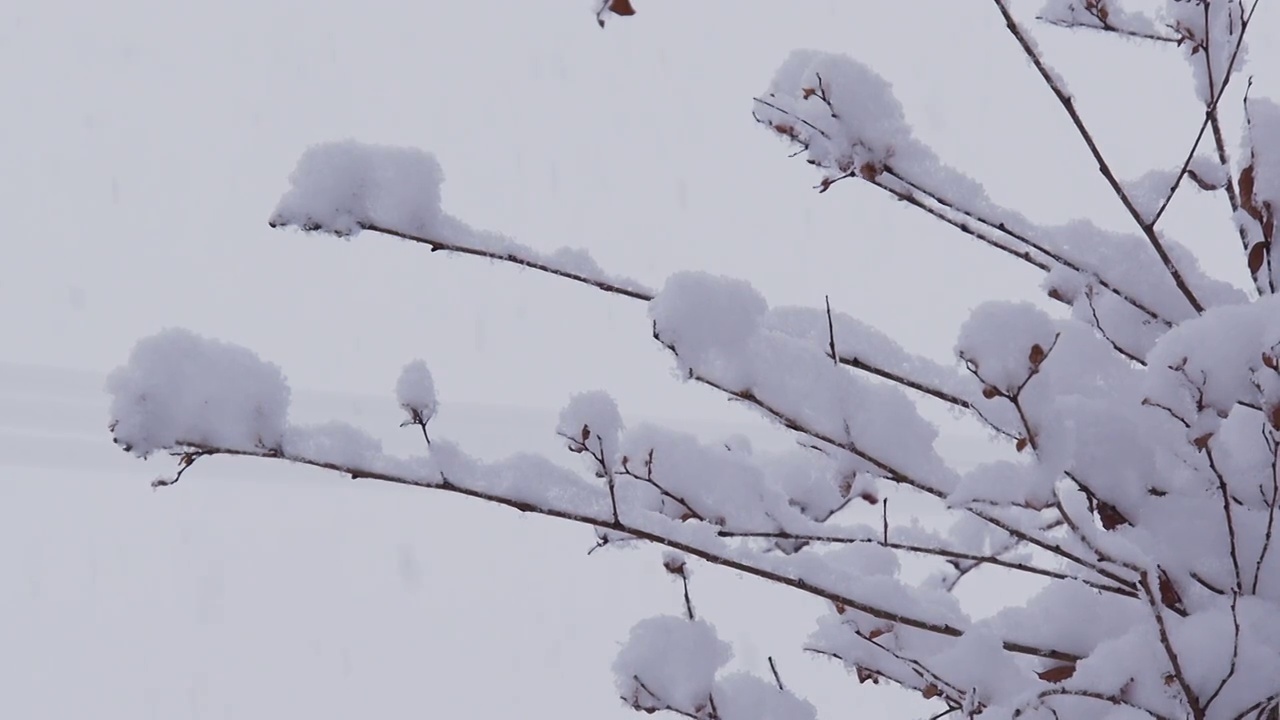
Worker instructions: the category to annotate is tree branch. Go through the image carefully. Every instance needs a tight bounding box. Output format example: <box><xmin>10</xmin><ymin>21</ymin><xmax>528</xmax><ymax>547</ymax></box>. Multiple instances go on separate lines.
<box><xmin>361</xmin><ymin>222</ymin><xmax>655</xmax><ymax>301</ymax></box>
<box><xmin>159</xmin><ymin>439</ymin><xmax>1084</xmax><ymax>664</ymax></box>
<box><xmin>323</xmin><ymin>222</ymin><xmax>1006</xmax><ymax>435</ymax></box>
<box><xmin>992</xmin><ymin>0</ymin><xmax>1206</xmax><ymax>315</ymax></box>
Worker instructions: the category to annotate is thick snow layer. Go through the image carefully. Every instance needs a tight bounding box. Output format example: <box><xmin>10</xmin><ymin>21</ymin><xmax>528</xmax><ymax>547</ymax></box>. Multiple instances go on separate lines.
<box><xmin>270</xmin><ymin>140</ymin><xmax>445</xmax><ymax>238</ymax></box>
<box><xmin>270</xmin><ymin>141</ymin><xmax>655</xmax><ymax>298</ymax></box>
<box><xmin>613</xmin><ymin>615</ymin><xmax>732</xmax><ymax>713</ymax></box>
<box><xmin>955</xmin><ymin>302</ymin><xmax>1058</xmax><ymax>393</ymax></box>
<box><xmin>754</xmin><ymin>50</ymin><xmax>911</xmax><ymax>176</ymax></box>
<box><xmin>713</xmin><ymin>673</ymin><xmax>817</xmax><ymax>720</ymax></box>
<box><xmin>106</xmin><ymin>329</ymin><xmax>291</xmax><ymax>457</ymax></box>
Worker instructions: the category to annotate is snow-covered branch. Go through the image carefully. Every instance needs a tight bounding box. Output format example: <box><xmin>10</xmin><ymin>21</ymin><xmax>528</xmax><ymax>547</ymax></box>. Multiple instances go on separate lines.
<box><xmin>106</xmin><ymin>2</ymin><xmax>1280</xmax><ymax>717</ymax></box>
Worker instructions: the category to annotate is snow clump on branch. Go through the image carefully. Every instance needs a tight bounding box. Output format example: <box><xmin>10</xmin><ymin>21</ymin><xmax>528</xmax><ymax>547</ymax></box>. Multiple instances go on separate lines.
<box><xmin>107</xmin><ymin>328</ymin><xmax>291</xmax><ymax>458</ymax></box>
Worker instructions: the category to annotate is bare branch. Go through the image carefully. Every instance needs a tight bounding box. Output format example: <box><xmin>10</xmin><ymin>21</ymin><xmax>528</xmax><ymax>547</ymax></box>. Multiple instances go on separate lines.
<box><xmin>1036</xmin><ymin>14</ymin><xmax>1183</xmax><ymax>44</ymax></box>
<box><xmin>663</xmin><ymin>335</ymin><xmax>1139</xmax><ymax>592</ymax></box>
<box><xmin>344</xmin><ymin>221</ymin><xmax>1000</xmax><ymax>428</ymax></box>
<box><xmin>158</xmin><ymin>439</ymin><xmax>1085</xmax><ymax>664</ymax></box>
<box><xmin>1204</xmin><ymin>441</ymin><xmax>1244</xmax><ymax>591</ymax></box>
<box><xmin>1139</xmin><ymin>570</ymin><xmax>1203</xmax><ymax>719</ymax></box>
<box><xmin>721</xmin><ymin>528</ymin><xmax>1135</xmax><ymax>598</ymax></box>
<box><xmin>992</xmin><ymin>0</ymin><xmax>1206</xmax><ymax>315</ymax></box>
<box><xmin>1204</xmin><ymin>592</ymin><xmax>1242</xmax><ymax>711</ymax></box>
<box><xmin>1015</xmin><ymin>685</ymin><xmax>1180</xmax><ymax>720</ymax></box>
<box><xmin>885</xmin><ymin>167</ymin><xmax>1170</xmax><ymax>330</ymax></box>
<box><xmin>360</xmin><ymin>222</ymin><xmax>656</xmax><ymax>301</ymax></box>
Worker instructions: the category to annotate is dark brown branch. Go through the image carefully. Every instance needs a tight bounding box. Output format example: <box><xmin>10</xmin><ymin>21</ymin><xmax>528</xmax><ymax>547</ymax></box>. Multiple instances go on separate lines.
<box><xmin>1148</xmin><ymin>6</ymin><xmax>1254</xmax><ymax>234</ymax></box>
<box><xmin>336</xmin><ymin>221</ymin><xmax>998</xmax><ymax>431</ymax></box>
<box><xmin>1252</xmin><ymin>429</ymin><xmax>1280</xmax><ymax>594</ymax></box>
<box><xmin>362</xmin><ymin>222</ymin><xmax>656</xmax><ymax>301</ymax></box>
<box><xmin>1204</xmin><ymin>592</ymin><xmax>1242</xmax><ymax>711</ymax></box>
<box><xmin>1140</xmin><ymin>570</ymin><xmax>1203</xmax><ymax>719</ymax></box>
<box><xmin>159</xmin><ymin>439</ymin><xmax>1084</xmax><ymax>664</ymax></box>
<box><xmin>992</xmin><ymin>0</ymin><xmax>1206</xmax><ymax>315</ymax></box>
<box><xmin>619</xmin><ymin>452</ymin><xmax>706</xmax><ymax>523</ymax></box>
<box><xmin>722</xmin><ymin>529</ymin><xmax>1134</xmax><ymax>598</ymax></box>
<box><xmin>862</xmin><ymin>172</ymin><xmax>1052</xmax><ymax>273</ymax></box>
<box><xmin>1036</xmin><ymin>14</ymin><xmax>1183</xmax><ymax>44</ymax></box>
<box><xmin>1204</xmin><ymin>442</ymin><xmax>1244</xmax><ymax>591</ymax></box>
<box><xmin>824</xmin><ymin>295</ymin><xmax>838</xmax><ymax>366</ymax></box>
<box><xmin>1084</xmin><ymin>285</ymin><xmax>1147</xmax><ymax>366</ymax></box>
<box><xmin>1015</xmin><ymin>686</ymin><xmax>1179</xmax><ymax>720</ymax></box>
<box><xmin>665</xmin><ymin>336</ymin><xmax>1138</xmax><ymax>592</ymax></box>
<box><xmin>835</xmin><ymin>353</ymin><xmax>974</xmax><ymax>409</ymax></box>
<box><xmin>768</xmin><ymin>656</ymin><xmax>785</xmax><ymax>692</ymax></box>
<box><xmin>885</xmin><ymin>167</ymin><xmax>1170</xmax><ymax>329</ymax></box>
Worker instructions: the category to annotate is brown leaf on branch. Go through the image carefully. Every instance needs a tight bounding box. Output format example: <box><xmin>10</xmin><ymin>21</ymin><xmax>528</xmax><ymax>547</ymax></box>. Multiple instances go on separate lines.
<box><xmin>1241</xmin><ymin>165</ymin><xmax>1257</xmax><ymax>217</ymax></box>
<box><xmin>922</xmin><ymin>684</ymin><xmax>940</xmax><ymax>699</ymax></box>
<box><xmin>1029</xmin><ymin>343</ymin><xmax>1046</xmax><ymax>368</ymax></box>
<box><xmin>596</xmin><ymin>0</ymin><xmax>636</xmax><ymax>27</ymax></box>
<box><xmin>1037</xmin><ymin>663</ymin><xmax>1077</xmax><ymax>683</ymax></box>
<box><xmin>867</xmin><ymin>626</ymin><xmax>890</xmax><ymax>640</ymax></box>
<box><xmin>662</xmin><ymin>555</ymin><xmax>686</xmax><ymax>576</ymax></box>
<box><xmin>1097</xmin><ymin>500</ymin><xmax>1130</xmax><ymax>530</ymax></box>
<box><xmin>1158</xmin><ymin>569</ymin><xmax>1186</xmax><ymax>614</ymax></box>
<box><xmin>1249</xmin><ymin>242</ymin><xmax>1268</xmax><ymax>276</ymax></box>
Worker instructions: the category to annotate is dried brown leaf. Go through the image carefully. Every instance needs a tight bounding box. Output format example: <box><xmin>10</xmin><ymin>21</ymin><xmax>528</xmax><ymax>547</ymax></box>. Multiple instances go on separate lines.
<box><xmin>607</xmin><ymin>0</ymin><xmax>636</xmax><ymax>17</ymax></box>
<box><xmin>1097</xmin><ymin>501</ymin><xmax>1129</xmax><ymax>530</ymax></box>
<box><xmin>1241</xmin><ymin>164</ymin><xmax>1257</xmax><ymax>217</ymax></box>
<box><xmin>1159</xmin><ymin>569</ymin><xmax>1186</xmax><ymax>614</ymax></box>
<box><xmin>1029</xmin><ymin>343</ymin><xmax>1046</xmax><ymax>368</ymax></box>
<box><xmin>1250</xmin><ymin>242</ymin><xmax>1268</xmax><ymax>276</ymax></box>
<box><xmin>1037</xmin><ymin>664</ymin><xmax>1077</xmax><ymax>683</ymax></box>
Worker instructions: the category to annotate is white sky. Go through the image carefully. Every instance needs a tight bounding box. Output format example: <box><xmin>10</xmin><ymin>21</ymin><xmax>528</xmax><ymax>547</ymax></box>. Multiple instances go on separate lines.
<box><xmin>3</xmin><ymin>1</ymin><xmax>1278</xmax><ymax>718</ymax></box>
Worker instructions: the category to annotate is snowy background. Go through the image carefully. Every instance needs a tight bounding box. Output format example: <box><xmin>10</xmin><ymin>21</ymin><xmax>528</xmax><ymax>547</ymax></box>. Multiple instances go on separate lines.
<box><xmin>2</xmin><ymin>1</ymin><xmax>1277</xmax><ymax>717</ymax></box>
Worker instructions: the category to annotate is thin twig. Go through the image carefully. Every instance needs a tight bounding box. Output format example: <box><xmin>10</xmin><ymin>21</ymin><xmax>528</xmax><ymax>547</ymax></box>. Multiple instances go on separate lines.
<box><xmin>158</xmin><ymin>439</ymin><xmax>1086</xmax><ymax>663</ymax></box>
<box><xmin>992</xmin><ymin>0</ymin><xmax>1205</xmax><ymax>315</ymax></box>
<box><xmin>360</xmin><ymin>222</ymin><xmax>655</xmax><ymax>301</ymax></box>
<box><xmin>1036</xmin><ymin>14</ymin><xmax>1183</xmax><ymax>44</ymax></box>
<box><xmin>886</xmin><ymin>168</ymin><xmax>1170</xmax><ymax>329</ymax></box>
<box><xmin>1204</xmin><ymin>442</ymin><xmax>1244</xmax><ymax>591</ymax></box>
<box><xmin>1204</xmin><ymin>592</ymin><xmax>1242</xmax><ymax>711</ymax></box>
<box><xmin>825</xmin><ymin>295</ymin><xmax>838</xmax><ymax>366</ymax></box>
<box><xmin>1139</xmin><ymin>570</ymin><xmax>1203</xmax><ymax>719</ymax></box>
<box><xmin>768</xmin><ymin>656</ymin><xmax>785</xmax><ymax>692</ymax></box>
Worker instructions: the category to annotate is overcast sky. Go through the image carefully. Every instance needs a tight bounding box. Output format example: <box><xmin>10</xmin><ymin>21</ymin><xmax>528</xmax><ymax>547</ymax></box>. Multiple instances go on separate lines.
<box><xmin>7</xmin><ymin>1</ymin><xmax>1273</xmax><ymax>418</ymax></box>
<box><xmin>3</xmin><ymin>1</ymin><xmax>1278</xmax><ymax>718</ymax></box>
